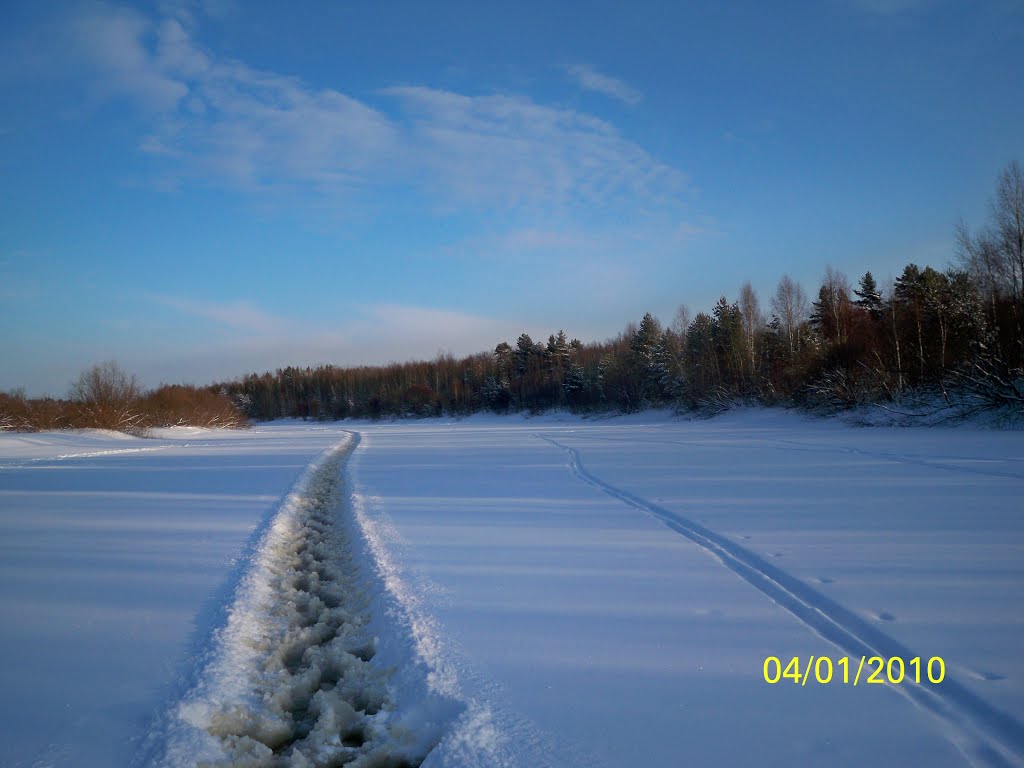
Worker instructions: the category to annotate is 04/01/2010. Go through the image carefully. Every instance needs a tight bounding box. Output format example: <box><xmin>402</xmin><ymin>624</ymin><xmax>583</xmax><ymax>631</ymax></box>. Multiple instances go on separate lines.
<box><xmin>763</xmin><ymin>655</ymin><xmax>946</xmax><ymax>686</ymax></box>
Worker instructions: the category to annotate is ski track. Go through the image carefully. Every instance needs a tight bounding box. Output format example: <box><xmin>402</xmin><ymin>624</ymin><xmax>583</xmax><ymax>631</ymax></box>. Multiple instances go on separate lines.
<box><xmin>771</xmin><ymin>438</ymin><xmax>1024</xmax><ymax>482</ymax></box>
<box><xmin>568</xmin><ymin>432</ymin><xmax>1024</xmax><ymax>482</ymax></box>
<box><xmin>0</xmin><ymin>444</ymin><xmax>179</xmax><ymax>470</ymax></box>
<box><xmin>537</xmin><ymin>433</ymin><xmax>1024</xmax><ymax>768</ymax></box>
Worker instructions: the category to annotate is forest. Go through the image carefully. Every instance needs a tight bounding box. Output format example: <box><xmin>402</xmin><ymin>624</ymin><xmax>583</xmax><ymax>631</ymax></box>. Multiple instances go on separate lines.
<box><xmin>218</xmin><ymin>162</ymin><xmax>1024</xmax><ymax>423</ymax></box>
<box><xmin>3</xmin><ymin>162</ymin><xmax>1022</xmax><ymax>431</ymax></box>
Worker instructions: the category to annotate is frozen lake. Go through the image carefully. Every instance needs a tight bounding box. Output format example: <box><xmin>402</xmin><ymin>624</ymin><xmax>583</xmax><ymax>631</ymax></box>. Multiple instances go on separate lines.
<box><xmin>1</xmin><ymin>411</ymin><xmax>1021</xmax><ymax>766</ymax></box>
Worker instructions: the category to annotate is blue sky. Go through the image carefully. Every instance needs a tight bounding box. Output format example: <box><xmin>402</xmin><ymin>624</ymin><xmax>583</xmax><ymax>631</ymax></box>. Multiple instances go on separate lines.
<box><xmin>2</xmin><ymin>0</ymin><xmax>1022</xmax><ymax>395</ymax></box>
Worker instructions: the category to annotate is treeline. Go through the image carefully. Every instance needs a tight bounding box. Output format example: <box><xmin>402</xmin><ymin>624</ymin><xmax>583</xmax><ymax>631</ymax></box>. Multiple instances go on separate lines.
<box><xmin>219</xmin><ymin>162</ymin><xmax>1024</xmax><ymax>422</ymax></box>
<box><xmin>0</xmin><ymin>362</ymin><xmax>245</xmax><ymax>433</ymax></box>
<box><xmin>4</xmin><ymin>163</ymin><xmax>1022</xmax><ymax>432</ymax></box>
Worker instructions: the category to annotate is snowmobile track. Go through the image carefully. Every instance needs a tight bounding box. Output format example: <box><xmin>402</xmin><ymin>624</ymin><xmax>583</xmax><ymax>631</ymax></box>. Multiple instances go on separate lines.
<box><xmin>155</xmin><ymin>433</ymin><xmax>428</xmax><ymax>768</ymax></box>
<box><xmin>538</xmin><ymin>433</ymin><xmax>1024</xmax><ymax>768</ymax></box>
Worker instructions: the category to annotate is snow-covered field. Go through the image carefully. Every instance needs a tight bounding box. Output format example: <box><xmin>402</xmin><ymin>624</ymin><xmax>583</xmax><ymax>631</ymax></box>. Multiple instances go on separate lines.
<box><xmin>0</xmin><ymin>425</ymin><xmax>349</xmax><ymax>767</ymax></box>
<box><xmin>1</xmin><ymin>411</ymin><xmax>1022</xmax><ymax>767</ymax></box>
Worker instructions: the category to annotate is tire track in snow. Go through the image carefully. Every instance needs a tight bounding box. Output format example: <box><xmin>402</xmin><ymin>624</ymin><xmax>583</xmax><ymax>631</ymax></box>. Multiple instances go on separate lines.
<box><xmin>152</xmin><ymin>434</ymin><xmax>439</xmax><ymax>768</ymax></box>
<box><xmin>538</xmin><ymin>433</ymin><xmax>1024</xmax><ymax>768</ymax></box>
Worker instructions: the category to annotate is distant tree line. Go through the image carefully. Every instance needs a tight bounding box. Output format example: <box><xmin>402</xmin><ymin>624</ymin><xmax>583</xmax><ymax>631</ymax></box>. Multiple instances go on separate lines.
<box><xmin>0</xmin><ymin>361</ymin><xmax>245</xmax><ymax>433</ymax></box>
<box><xmin>217</xmin><ymin>163</ymin><xmax>1024</xmax><ymax>423</ymax></box>
<box><xmin>3</xmin><ymin>162</ymin><xmax>1021</xmax><ymax>432</ymax></box>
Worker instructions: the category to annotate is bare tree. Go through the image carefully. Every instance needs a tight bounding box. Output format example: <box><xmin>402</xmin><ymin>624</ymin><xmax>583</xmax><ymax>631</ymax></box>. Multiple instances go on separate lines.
<box><xmin>956</xmin><ymin>160</ymin><xmax>1024</xmax><ymax>356</ymax></box>
<box><xmin>69</xmin><ymin>361</ymin><xmax>143</xmax><ymax>431</ymax></box>
<box><xmin>881</xmin><ymin>278</ymin><xmax>904</xmax><ymax>393</ymax></box>
<box><xmin>957</xmin><ymin>220</ymin><xmax>1003</xmax><ymax>302</ymax></box>
<box><xmin>70</xmin><ymin>360</ymin><xmax>139</xmax><ymax>404</ymax></box>
<box><xmin>771</xmin><ymin>275</ymin><xmax>809</xmax><ymax>355</ymax></box>
<box><xmin>739</xmin><ymin>281</ymin><xmax>763</xmax><ymax>378</ymax></box>
<box><xmin>994</xmin><ymin>160</ymin><xmax>1024</xmax><ymax>302</ymax></box>
<box><xmin>670</xmin><ymin>304</ymin><xmax>691</xmax><ymax>339</ymax></box>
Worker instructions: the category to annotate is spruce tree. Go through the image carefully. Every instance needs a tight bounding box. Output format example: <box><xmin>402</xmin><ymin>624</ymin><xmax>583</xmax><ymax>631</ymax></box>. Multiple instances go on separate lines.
<box><xmin>854</xmin><ymin>271</ymin><xmax>883</xmax><ymax>316</ymax></box>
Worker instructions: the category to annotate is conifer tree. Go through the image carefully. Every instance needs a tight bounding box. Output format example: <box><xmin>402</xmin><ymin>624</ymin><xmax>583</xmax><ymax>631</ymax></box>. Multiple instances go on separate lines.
<box><xmin>854</xmin><ymin>271</ymin><xmax>883</xmax><ymax>317</ymax></box>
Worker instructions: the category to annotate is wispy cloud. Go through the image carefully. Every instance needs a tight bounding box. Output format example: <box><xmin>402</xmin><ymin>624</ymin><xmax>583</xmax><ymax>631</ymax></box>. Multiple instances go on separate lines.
<box><xmin>459</xmin><ymin>228</ymin><xmax>603</xmax><ymax>254</ymax></box>
<box><xmin>70</xmin><ymin>7</ymin><xmax>191</xmax><ymax>111</ymax></box>
<box><xmin>182</xmin><ymin>65</ymin><xmax>396</xmax><ymax>191</ymax></box>
<box><xmin>150</xmin><ymin>298</ymin><xmax>547</xmax><ymax>376</ymax></box>
<box><xmin>46</xmin><ymin>4</ymin><xmax>684</xmax><ymax>218</ymax></box>
<box><xmin>51</xmin><ymin>5</ymin><xmax>394</xmax><ymax>195</ymax></box>
<box><xmin>439</xmin><ymin>220</ymin><xmax>707</xmax><ymax>317</ymax></box>
<box><xmin>567</xmin><ymin>64</ymin><xmax>643</xmax><ymax>106</ymax></box>
<box><xmin>152</xmin><ymin>295</ymin><xmax>285</xmax><ymax>334</ymax></box>
<box><xmin>384</xmin><ymin>86</ymin><xmax>681</xmax><ymax>211</ymax></box>
<box><xmin>154</xmin><ymin>294</ymin><xmax>538</xmax><ymax>355</ymax></box>
<box><xmin>345</xmin><ymin>304</ymin><xmax>537</xmax><ymax>360</ymax></box>
<box><xmin>159</xmin><ymin>0</ymin><xmax>237</xmax><ymax>25</ymax></box>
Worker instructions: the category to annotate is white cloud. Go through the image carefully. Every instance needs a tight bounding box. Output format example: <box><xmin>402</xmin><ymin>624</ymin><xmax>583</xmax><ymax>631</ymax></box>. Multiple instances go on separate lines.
<box><xmin>567</xmin><ymin>64</ymin><xmax>643</xmax><ymax>106</ymax></box>
<box><xmin>63</xmin><ymin>10</ymin><xmax>395</xmax><ymax>192</ymax></box>
<box><xmin>70</xmin><ymin>7</ymin><xmax>189</xmax><ymax>112</ymax></box>
<box><xmin>155</xmin><ymin>18</ymin><xmax>210</xmax><ymax>78</ymax></box>
<box><xmin>55</xmin><ymin>5</ymin><xmax>685</xmax><ymax>217</ymax></box>
<box><xmin>138</xmin><ymin>134</ymin><xmax>180</xmax><ymax>155</ymax></box>
<box><xmin>187</xmin><ymin>64</ymin><xmax>397</xmax><ymax>190</ymax></box>
<box><xmin>159</xmin><ymin>0</ymin><xmax>236</xmax><ymax>26</ymax></box>
<box><xmin>384</xmin><ymin>86</ymin><xmax>682</xmax><ymax>211</ymax></box>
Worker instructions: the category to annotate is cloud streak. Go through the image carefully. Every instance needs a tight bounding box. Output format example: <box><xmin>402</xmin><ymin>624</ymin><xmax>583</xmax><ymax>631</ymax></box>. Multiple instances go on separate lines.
<box><xmin>53</xmin><ymin>4</ymin><xmax>684</xmax><ymax>218</ymax></box>
<box><xmin>70</xmin><ymin>8</ymin><xmax>191</xmax><ymax>111</ymax></box>
<box><xmin>567</xmin><ymin>64</ymin><xmax>643</xmax><ymax>106</ymax></box>
<box><xmin>152</xmin><ymin>295</ymin><xmax>285</xmax><ymax>334</ymax></box>
<box><xmin>146</xmin><ymin>297</ymin><xmax>550</xmax><ymax>383</ymax></box>
<box><xmin>383</xmin><ymin>86</ymin><xmax>681</xmax><ymax>211</ymax></box>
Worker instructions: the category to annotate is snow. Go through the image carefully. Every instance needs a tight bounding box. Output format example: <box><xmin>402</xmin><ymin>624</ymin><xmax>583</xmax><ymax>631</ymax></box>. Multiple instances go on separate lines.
<box><xmin>0</xmin><ymin>425</ymin><xmax>350</xmax><ymax>768</ymax></box>
<box><xmin>346</xmin><ymin>410</ymin><xmax>1024</xmax><ymax>767</ymax></box>
<box><xmin>1</xmin><ymin>411</ymin><xmax>1022</xmax><ymax>767</ymax></box>
<box><xmin>152</xmin><ymin>435</ymin><xmax>455</xmax><ymax>767</ymax></box>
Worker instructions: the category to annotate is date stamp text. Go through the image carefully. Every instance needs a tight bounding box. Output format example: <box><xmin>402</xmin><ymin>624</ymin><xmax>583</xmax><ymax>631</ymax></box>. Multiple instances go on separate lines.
<box><xmin>763</xmin><ymin>655</ymin><xmax>946</xmax><ymax>686</ymax></box>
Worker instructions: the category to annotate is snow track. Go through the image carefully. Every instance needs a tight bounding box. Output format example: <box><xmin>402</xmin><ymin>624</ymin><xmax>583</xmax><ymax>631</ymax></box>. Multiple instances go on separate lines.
<box><xmin>538</xmin><ymin>434</ymin><xmax>1024</xmax><ymax>768</ymax></box>
<box><xmin>153</xmin><ymin>435</ymin><xmax>433</xmax><ymax>768</ymax></box>
<box><xmin>0</xmin><ymin>444</ymin><xmax>176</xmax><ymax>471</ymax></box>
<box><xmin>566</xmin><ymin>432</ymin><xmax>1024</xmax><ymax>482</ymax></box>
<box><xmin>770</xmin><ymin>438</ymin><xmax>1024</xmax><ymax>481</ymax></box>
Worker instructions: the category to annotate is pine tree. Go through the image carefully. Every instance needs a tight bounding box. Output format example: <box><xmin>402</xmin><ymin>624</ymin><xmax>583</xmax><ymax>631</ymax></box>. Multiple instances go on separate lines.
<box><xmin>685</xmin><ymin>312</ymin><xmax>719</xmax><ymax>397</ymax></box>
<box><xmin>515</xmin><ymin>334</ymin><xmax>535</xmax><ymax>375</ymax></box>
<box><xmin>711</xmin><ymin>297</ymin><xmax>744</xmax><ymax>387</ymax></box>
<box><xmin>652</xmin><ymin>329</ymin><xmax>684</xmax><ymax>401</ymax></box>
<box><xmin>629</xmin><ymin>312</ymin><xmax>663</xmax><ymax>405</ymax></box>
<box><xmin>854</xmin><ymin>271</ymin><xmax>883</xmax><ymax>317</ymax></box>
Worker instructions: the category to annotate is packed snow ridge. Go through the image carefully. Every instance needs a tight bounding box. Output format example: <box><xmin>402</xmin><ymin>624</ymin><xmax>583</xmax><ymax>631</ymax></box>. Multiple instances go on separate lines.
<box><xmin>155</xmin><ymin>436</ymin><xmax>431</xmax><ymax>768</ymax></box>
